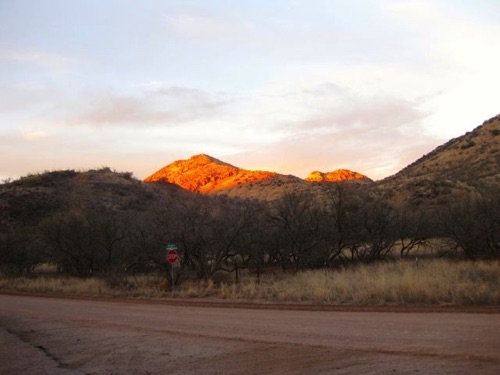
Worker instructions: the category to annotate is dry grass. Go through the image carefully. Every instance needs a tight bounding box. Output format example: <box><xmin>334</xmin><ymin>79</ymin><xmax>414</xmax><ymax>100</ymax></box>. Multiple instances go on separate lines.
<box><xmin>1</xmin><ymin>259</ymin><xmax>499</xmax><ymax>305</ymax></box>
<box><xmin>0</xmin><ymin>274</ymin><xmax>169</xmax><ymax>299</ymax></box>
<box><xmin>177</xmin><ymin>259</ymin><xmax>500</xmax><ymax>305</ymax></box>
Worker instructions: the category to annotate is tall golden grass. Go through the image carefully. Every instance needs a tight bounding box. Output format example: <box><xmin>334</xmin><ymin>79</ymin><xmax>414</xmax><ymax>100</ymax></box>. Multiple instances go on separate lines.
<box><xmin>1</xmin><ymin>259</ymin><xmax>499</xmax><ymax>305</ymax></box>
<box><xmin>0</xmin><ymin>274</ymin><xmax>168</xmax><ymax>299</ymax></box>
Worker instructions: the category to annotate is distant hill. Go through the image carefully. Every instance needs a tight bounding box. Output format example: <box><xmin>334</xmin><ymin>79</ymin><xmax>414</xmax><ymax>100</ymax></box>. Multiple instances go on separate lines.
<box><xmin>305</xmin><ymin>169</ymin><xmax>372</xmax><ymax>183</ymax></box>
<box><xmin>144</xmin><ymin>154</ymin><xmax>373</xmax><ymax>200</ymax></box>
<box><xmin>374</xmin><ymin>114</ymin><xmax>500</xmax><ymax>205</ymax></box>
<box><xmin>144</xmin><ymin>154</ymin><xmax>277</xmax><ymax>193</ymax></box>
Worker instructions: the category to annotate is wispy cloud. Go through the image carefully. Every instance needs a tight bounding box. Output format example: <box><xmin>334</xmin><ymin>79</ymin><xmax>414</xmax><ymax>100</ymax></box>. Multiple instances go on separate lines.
<box><xmin>22</xmin><ymin>130</ymin><xmax>48</xmax><ymax>141</ymax></box>
<box><xmin>62</xmin><ymin>85</ymin><xmax>232</xmax><ymax>127</ymax></box>
<box><xmin>0</xmin><ymin>47</ymin><xmax>78</xmax><ymax>67</ymax></box>
<box><xmin>138</xmin><ymin>83</ymin><xmax>232</xmax><ymax>110</ymax></box>
<box><xmin>65</xmin><ymin>95</ymin><xmax>180</xmax><ymax>126</ymax></box>
<box><xmin>0</xmin><ymin>81</ymin><xmax>56</xmax><ymax>113</ymax></box>
<box><xmin>165</xmin><ymin>13</ymin><xmax>264</xmax><ymax>42</ymax></box>
<box><xmin>220</xmin><ymin>77</ymin><xmax>434</xmax><ymax>180</ymax></box>
<box><xmin>296</xmin><ymin>98</ymin><xmax>426</xmax><ymax>134</ymax></box>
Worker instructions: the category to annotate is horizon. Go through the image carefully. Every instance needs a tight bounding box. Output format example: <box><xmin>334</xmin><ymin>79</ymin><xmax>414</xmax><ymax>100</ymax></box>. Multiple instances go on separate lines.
<box><xmin>1</xmin><ymin>1</ymin><xmax>499</xmax><ymax>182</ymax></box>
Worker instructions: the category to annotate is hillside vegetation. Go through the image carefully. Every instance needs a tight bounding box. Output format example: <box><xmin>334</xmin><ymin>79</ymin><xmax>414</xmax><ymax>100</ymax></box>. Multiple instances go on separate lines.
<box><xmin>374</xmin><ymin>114</ymin><xmax>500</xmax><ymax>205</ymax></box>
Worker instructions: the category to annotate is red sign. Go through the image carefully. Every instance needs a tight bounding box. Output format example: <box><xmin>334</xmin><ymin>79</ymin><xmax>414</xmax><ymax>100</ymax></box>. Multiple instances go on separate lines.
<box><xmin>167</xmin><ymin>250</ymin><xmax>179</xmax><ymax>264</ymax></box>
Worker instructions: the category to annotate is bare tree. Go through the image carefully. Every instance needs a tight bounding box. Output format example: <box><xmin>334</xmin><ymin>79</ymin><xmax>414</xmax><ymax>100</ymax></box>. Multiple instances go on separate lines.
<box><xmin>268</xmin><ymin>191</ymin><xmax>328</xmax><ymax>270</ymax></box>
<box><xmin>442</xmin><ymin>186</ymin><xmax>500</xmax><ymax>259</ymax></box>
<box><xmin>323</xmin><ymin>183</ymin><xmax>363</xmax><ymax>265</ymax></box>
<box><xmin>38</xmin><ymin>210</ymin><xmax>97</xmax><ymax>277</ymax></box>
<box><xmin>393</xmin><ymin>206</ymin><xmax>431</xmax><ymax>258</ymax></box>
<box><xmin>347</xmin><ymin>194</ymin><xmax>396</xmax><ymax>262</ymax></box>
<box><xmin>0</xmin><ymin>227</ymin><xmax>41</xmax><ymax>275</ymax></box>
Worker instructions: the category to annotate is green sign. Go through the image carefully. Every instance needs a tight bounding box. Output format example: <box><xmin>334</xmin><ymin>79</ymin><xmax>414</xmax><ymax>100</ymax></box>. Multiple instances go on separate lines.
<box><xmin>166</xmin><ymin>243</ymin><xmax>177</xmax><ymax>251</ymax></box>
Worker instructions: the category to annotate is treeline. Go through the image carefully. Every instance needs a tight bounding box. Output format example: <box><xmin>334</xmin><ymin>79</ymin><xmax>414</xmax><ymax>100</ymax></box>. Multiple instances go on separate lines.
<box><xmin>1</xmin><ymin>181</ymin><xmax>499</xmax><ymax>281</ymax></box>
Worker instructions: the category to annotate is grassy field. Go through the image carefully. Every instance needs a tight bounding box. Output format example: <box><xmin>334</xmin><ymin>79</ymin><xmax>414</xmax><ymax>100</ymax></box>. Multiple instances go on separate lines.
<box><xmin>1</xmin><ymin>259</ymin><xmax>499</xmax><ymax>306</ymax></box>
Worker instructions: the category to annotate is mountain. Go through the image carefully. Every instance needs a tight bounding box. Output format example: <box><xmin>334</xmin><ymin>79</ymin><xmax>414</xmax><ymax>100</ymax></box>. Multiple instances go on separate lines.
<box><xmin>374</xmin><ymin>114</ymin><xmax>500</xmax><ymax>205</ymax></box>
<box><xmin>144</xmin><ymin>154</ymin><xmax>374</xmax><ymax>200</ymax></box>
<box><xmin>305</xmin><ymin>169</ymin><xmax>372</xmax><ymax>183</ymax></box>
<box><xmin>144</xmin><ymin>154</ymin><xmax>277</xmax><ymax>193</ymax></box>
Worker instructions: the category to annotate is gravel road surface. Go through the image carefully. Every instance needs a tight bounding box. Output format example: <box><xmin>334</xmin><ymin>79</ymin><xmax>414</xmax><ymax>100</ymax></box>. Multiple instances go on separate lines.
<box><xmin>1</xmin><ymin>294</ymin><xmax>499</xmax><ymax>374</ymax></box>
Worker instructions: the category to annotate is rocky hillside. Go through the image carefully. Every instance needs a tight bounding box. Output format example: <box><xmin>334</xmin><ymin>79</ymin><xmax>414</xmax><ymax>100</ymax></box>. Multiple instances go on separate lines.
<box><xmin>144</xmin><ymin>154</ymin><xmax>373</xmax><ymax>200</ymax></box>
<box><xmin>305</xmin><ymin>169</ymin><xmax>372</xmax><ymax>183</ymax></box>
<box><xmin>374</xmin><ymin>114</ymin><xmax>500</xmax><ymax>205</ymax></box>
<box><xmin>144</xmin><ymin>154</ymin><xmax>277</xmax><ymax>193</ymax></box>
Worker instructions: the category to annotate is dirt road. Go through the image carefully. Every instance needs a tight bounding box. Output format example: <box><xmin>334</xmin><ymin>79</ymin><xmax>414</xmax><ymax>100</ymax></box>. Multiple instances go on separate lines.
<box><xmin>1</xmin><ymin>294</ymin><xmax>499</xmax><ymax>374</ymax></box>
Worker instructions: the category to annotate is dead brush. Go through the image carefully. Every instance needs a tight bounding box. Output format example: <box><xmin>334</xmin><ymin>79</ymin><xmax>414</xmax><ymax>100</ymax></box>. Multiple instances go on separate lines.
<box><xmin>1</xmin><ymin>259</ymin><xmax>499</xmax><ymax>305</ymax></box>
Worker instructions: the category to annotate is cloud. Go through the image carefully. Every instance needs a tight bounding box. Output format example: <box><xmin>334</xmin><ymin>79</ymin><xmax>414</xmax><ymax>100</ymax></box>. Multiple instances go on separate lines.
<box><xmin>0</xmin><ymin>78</ymin><xmax>231</xmax><ymax>128</ymax></box>
<box><xmin>0</xmin><ymin>81</ymin><xmax>55</xmax><ymax>112</ymax></box>
<box><xmin>139</xmin><ymin>84</ymin><xmax>232</xmax><ymax>110</ymax></box>
<box><xmin>58</xmin><ymin>85</ymin><xmax>232</xmax><ymax>127</ymax></box>
<box><xmin>165</xmin><ymin>13</ymin><xmax>263</xmax><ymax>42</ymax></box>
<box><xmin>228</xmin><ymin>115</ymin><xmax>437</xmax><ymax>181</ymax></box>
<box><xmin>66</xmin><ymin>95</ymin><xmax>180</xmax><ymax>126</ymax></box>
<box><xmin>0</xmin><ymin>47</ymin><xmax>78</xmax><ymax>68</ymax></box>
<box><xmin>296</xmin><ymin>97</ymin><xmax>426</xmax><ymax>135</ymax></box>
<box><xmin>0</xmin><ymin>49</ymin><xmax>445</xmax><ymax>182</ymax></box>
<box><xmin>221</xmin><ymin>78</ymin><xmax>435</xmax><ymax>180</ymax></box>
<box><xmin>22</xmin><ymin>130</ymin><xmax>48</xmax><ymax>141</ymax></box>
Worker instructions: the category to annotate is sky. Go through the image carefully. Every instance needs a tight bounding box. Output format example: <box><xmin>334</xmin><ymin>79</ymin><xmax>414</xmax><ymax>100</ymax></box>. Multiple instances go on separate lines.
<box><xmin>1</xmin><ymin>0</ymin><xmax>499</xmax><ymax>182</ymax></box>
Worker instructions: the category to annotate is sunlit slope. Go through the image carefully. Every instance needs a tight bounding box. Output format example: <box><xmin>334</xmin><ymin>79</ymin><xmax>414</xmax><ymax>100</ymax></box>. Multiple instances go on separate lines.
<box><xmin>144</xmin><ymin>154</ymin><xmax>277</xmax><ymax>193</ymax></box>
<box><xmin>374</xmin><ymin>114</ymin><xmax>500</xmax><ymax>204</ymax></box>
<box><xmin>144</xmin><ymin>154</ymin><xmax>373</xmax><ymax>199</ymax></box>
<box><xmin>306</xmin><ymin>169</ymin><xmax>372</xmax><ymax>183</ymax></box>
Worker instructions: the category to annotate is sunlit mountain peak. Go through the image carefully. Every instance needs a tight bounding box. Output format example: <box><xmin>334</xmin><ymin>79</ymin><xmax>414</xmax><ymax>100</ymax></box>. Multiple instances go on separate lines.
<box><xmin>305</xmin><ymin>169</ymin><xmax>372</xmax><ymax>183</ymax></box>
<box><xmin>144</xmin><ymin>154</ymin><xmax>276</xmax><ymax>193</ymax></box>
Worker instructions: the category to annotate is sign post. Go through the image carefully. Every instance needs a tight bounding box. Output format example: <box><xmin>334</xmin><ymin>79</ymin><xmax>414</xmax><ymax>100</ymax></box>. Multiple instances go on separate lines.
<box><xmin>166</xmin><ymin>243</ymin><xmax>178</xmax><ymax>293</ymax></box>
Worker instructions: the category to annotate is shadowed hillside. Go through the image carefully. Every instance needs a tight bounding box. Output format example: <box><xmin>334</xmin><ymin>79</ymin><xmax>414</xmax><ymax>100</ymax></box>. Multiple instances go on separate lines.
<box><xmin>0</xmin><ymin>168</ymin><xmax>184</xmax><ymax>226</ymax></box>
